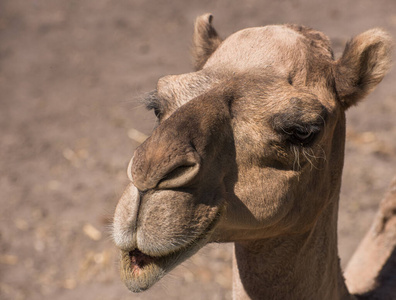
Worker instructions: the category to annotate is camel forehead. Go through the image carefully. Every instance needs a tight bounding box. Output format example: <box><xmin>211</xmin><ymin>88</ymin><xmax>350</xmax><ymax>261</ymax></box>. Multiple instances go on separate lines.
<box><xmin>157</xmin><ymin>27</ymin><xmax>305</xmax><ymax>104</ymax></box>
<box><xmin>205</xmin><ymin>26</ymin><xmax>307</xmax><ymax>74</ymax></box>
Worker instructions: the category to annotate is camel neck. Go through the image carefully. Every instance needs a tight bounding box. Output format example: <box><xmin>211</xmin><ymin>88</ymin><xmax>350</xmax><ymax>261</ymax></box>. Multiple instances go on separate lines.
<box><xmin>232</xmin><ymin>200</ymin><xmax>354</xmax><ymax>300</ymax></box>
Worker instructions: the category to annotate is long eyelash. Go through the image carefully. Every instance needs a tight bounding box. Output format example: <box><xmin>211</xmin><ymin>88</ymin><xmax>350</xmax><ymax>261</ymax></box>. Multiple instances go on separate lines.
<box><xmin>292</xmin><ymin>145</ymin><xmax>301</xmax><ymax>172</ymax></box>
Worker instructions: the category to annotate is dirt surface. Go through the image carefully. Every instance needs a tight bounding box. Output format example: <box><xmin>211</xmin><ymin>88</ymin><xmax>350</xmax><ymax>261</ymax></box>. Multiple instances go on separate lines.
<box><xmin>1</xmin><ymin>1</ymin><xmax>396</xmax><ymax>299</ymax></box>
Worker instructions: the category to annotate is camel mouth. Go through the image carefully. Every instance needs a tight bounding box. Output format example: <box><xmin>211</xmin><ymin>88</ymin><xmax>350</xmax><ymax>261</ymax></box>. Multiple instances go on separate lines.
<box><xmin>120</xmin><ymin>246</ymin><xmax>185</xmax><ymax>293</ymax></box>
<box><xmin>128</xmin><ymin>249</ymin><xmax>156</xmax><ymax>275</ymax></box>
<box><xmin>119</xmin><ymin>209</ymin><xmax>222</xmax><ymax>293</ymax></box>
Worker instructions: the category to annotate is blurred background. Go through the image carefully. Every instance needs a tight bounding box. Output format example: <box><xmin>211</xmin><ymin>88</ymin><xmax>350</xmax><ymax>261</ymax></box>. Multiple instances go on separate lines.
<box><xmin>1</xmin><ymin>0</ymin><xmax>396</xmax><ymax>299</ymax></box>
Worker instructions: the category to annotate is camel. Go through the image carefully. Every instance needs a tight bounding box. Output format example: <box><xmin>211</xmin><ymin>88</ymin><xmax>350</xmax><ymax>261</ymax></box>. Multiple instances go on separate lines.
<box><xmin>112</xmin><ymin>14</ymin><xmax>396</xmax><ymax>299</ymax></box>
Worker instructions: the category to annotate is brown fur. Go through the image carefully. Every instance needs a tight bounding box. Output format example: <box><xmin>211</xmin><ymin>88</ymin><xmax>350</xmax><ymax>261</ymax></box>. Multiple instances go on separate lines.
<box><xmin>113</xmin><ymin>14</ymin><xmax>395</xmax><ymax>299</ymax></box>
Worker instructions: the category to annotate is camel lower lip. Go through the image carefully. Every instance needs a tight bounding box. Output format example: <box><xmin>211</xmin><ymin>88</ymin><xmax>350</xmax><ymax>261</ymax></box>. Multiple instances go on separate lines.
<box><xmin>119</xmin><ymin>209</ymin><xmax>222</xmax><ymax>293</ymax></box>
<box><xmin>128</xmin><ymin>249</ymin><xmax>155</xmax><ymax>275</ymax></box>
<box><xmin>120</xmin><ymin>244</ymin><xmax>191</xmax><ymax>293</ymax></box>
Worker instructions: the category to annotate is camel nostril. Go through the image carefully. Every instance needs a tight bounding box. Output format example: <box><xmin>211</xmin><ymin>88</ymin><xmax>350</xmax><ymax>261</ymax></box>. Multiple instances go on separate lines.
<box><xmin>130</xmin><ymin>144</ymin><xmax>201</xmax><ymax>192</ymax></box>
<box><xmin>157</xmin><ymin>162</ymin><xmax>200</xmax><ymax>189</ymax></box>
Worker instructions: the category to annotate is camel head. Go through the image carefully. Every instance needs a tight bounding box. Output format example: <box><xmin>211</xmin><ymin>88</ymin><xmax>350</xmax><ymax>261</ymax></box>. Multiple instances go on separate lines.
<box><xmin>113</xmin><ymin>14</ymin><xmax>392</xmax><ymax>293</ymax></box>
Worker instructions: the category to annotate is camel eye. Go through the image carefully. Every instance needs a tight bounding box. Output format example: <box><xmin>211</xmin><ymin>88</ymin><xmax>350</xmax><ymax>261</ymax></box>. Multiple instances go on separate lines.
<box><xmin>294</xmin><ymin>129</ymin><xmax>313</xmax><ymax>140</ymax></box>
<box><xmin>272</xmin><ymin>109</ymin><xmax>326</xmax><ymax>146</ymax></box>
<box><xmin>144</xmin><ymin>89</ymin><xmax>164</xmax><ymax>119</ymax></box>
<box><xmin>290</xmin><ymin>127</ymin><xmax>318</xmax><ymax>145</ymax></box>
<box><xmin>153</xmin><ymin>108</ymin><xmax>161</xmax><ymax>118</ymax></box>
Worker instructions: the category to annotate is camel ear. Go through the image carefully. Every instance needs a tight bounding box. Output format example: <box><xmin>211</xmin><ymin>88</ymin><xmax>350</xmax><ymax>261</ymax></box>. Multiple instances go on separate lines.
<box><xmin>192</xmin><ymin>13</ymin><xmax>222</xmax><ymax>71</ymax></box>
<box><xmin>335</xmin><ymin>29</ymin><xmax>393</xmax><ymax>109</ymax></box>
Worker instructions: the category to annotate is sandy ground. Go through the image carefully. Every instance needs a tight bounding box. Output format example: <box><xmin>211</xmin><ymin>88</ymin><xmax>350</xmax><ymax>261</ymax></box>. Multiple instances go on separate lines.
<box><xmin>1</xmin><ymin>1</ymin><xmax>396</xmax><ymax>299</ymax></box>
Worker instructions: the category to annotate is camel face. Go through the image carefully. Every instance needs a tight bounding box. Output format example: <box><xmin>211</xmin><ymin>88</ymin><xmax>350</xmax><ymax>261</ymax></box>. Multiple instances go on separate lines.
<box><xmin>113</xmin><ymin>14</ymin><xmax>392</xmax><ymax>293</ymax></box>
